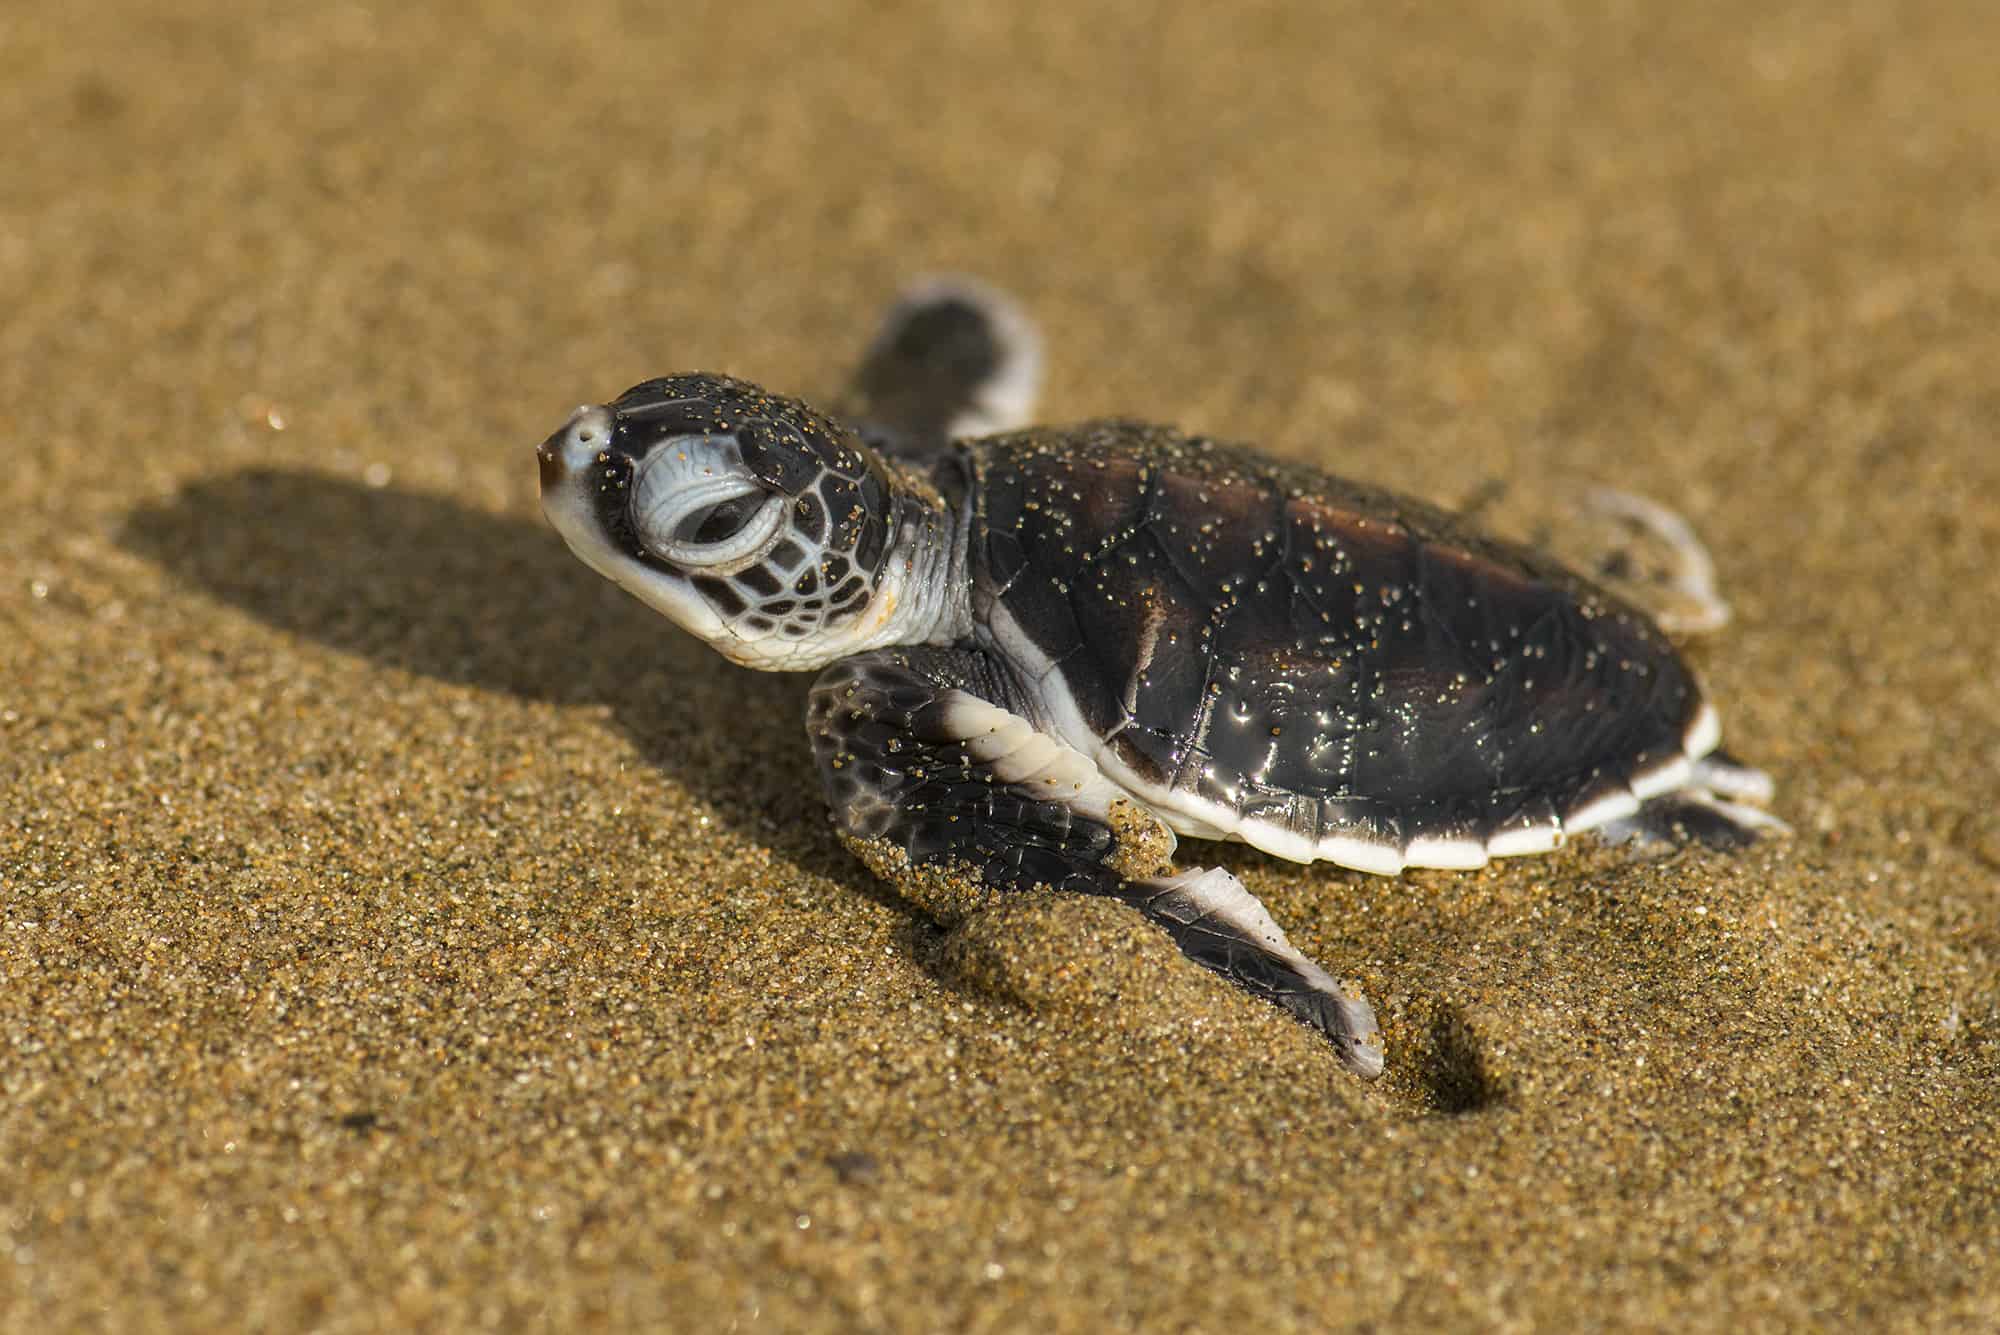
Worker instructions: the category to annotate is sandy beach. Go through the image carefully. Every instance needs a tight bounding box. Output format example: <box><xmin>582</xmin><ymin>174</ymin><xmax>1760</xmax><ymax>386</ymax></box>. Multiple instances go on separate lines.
<box><xmin>3</xmin><ymin>1</ymin><xmax>1997</xmax><ymax>1328</ymax></box>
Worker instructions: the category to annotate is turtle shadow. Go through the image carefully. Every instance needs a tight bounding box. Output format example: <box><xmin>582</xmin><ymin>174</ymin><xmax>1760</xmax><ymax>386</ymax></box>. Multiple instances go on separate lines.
<box><xmin>120</xmin><ymin>470</ymin><xmax>703</xmax><ymax>706</ymax></box>
<box><xmin>115</xmin><ymin>468</ymin><xmax>870</xmax><ymax>881</ymax></box>
<box><xmin>113</xmin><ymin>469</ymin><xmax>1474</xmax><ymax>1056</ymax></box>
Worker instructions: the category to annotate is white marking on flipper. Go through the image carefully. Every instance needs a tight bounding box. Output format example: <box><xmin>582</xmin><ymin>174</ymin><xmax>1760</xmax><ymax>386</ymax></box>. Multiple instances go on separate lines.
<box><xmin>1684</xmin><ymin>701</ymin><xmax>1722</xmax><ymax>760</ymax></box>
<box><xmin>879</xmin><ymin>275</ymin><xmax>1046</xmax><ymax>439</ymax></box>
<box><xmin>1693</xmin><ymin>793</ymin><xmax>1791</xmax><ymax>835</ymax></box>
<box><xmin>1691</xmin><ymin>753</ymin><xmax>1776</xmax><ymax>804</ymax></box>
<box><xmin>1139</xmin><ymin>867</ymin><xmax>1383</xmax><ymax>1077</ymax></box>
<box><xmin>1598</xmin><ymin>788</ymin><xmax>1793</xmax><ymax>845</ymax></box>
<box><xmin>934</xmin><ymin>691</ymin><xmax>1130</xmax><ymax>820</ymax></box>
<box><xmin>1581</xmin><ymin>487</ymin><xmax>1732</xmax><ymax>635</ymax></box>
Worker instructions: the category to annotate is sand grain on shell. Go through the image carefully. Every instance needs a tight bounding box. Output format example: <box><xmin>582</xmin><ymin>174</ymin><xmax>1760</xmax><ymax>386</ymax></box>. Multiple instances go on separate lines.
<box><xmin>4</xmin><ymin>0</ymin><xmax>1999</xmax><ymax>1330</ymax></box>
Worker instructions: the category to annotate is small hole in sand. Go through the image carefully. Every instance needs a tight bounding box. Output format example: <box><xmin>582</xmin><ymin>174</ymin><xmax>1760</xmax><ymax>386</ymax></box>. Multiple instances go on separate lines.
<box><xmin>1419</xmin><ymin>1004</ymin><xmax>1504</xmax><ymax>1115</ymax></box>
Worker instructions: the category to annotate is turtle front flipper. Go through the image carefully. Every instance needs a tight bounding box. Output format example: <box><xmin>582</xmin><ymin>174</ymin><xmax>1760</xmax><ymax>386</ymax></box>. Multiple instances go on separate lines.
<box><xmin>807</xmin><ymin>647</ymin><xmax>1384</xmax><ymax>1078</ymax></box>
<box><xmin>1122</xmin><ymin>869</ymin><xmax>1382</xmax><ymax>1077</ymax></box>
<box><xmin>846</xmin><ymin>277</ymin><xmax>1044</xmax><ymax>456</ymax></box>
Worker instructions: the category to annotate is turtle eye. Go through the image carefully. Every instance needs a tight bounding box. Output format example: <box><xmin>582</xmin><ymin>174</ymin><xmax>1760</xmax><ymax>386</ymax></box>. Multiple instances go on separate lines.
<box><xmin>674</xmin><ymin>493</ymin><xmax>765</xmax><ymax>547</ymax></box>
<box><xmin>631</xmin><ymin>433</ymin><xmax>788</xmax><ymax>573</ymax></box>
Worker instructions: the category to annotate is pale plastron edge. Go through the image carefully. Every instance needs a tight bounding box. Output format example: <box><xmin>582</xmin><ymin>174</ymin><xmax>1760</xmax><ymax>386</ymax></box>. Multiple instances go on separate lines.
<box><xmin>985</xmin><ymin>605</ymin><xmax>1771</xmax><ymax>876</ymax></box>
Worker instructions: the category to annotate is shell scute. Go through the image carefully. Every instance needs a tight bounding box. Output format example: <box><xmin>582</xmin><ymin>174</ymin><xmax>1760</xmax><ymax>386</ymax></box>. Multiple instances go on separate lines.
<box><xmin>968</xmin><ymin>423</ymin><xmax>1712</xmax><ymax>861</ymax></box>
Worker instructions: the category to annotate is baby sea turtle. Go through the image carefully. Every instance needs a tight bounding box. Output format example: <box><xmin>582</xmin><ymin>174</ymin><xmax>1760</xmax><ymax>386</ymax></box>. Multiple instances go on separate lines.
<box><xmin>535</xmin><ymin>279</ymin><xmax>1781</xmax><ymax>1077</ymax></box>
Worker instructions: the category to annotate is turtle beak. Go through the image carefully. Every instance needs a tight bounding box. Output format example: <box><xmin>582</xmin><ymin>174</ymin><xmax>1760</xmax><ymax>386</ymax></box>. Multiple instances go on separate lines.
<box><xmin>536</xmin><ymin>437</ymin><xmax>566</xmax><ymax>492</ymax></box>
<box><xmin>537</xmin><ymin>404</ymin><xmax>618</xmax><ymax>493</ymax></box>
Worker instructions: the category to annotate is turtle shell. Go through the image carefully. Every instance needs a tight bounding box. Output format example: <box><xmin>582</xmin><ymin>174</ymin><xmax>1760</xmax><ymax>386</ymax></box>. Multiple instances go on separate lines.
<box><xmin>965</xmin><ymin>420</ymin><xmax>1715</xmax><ymax>873</ymax></box>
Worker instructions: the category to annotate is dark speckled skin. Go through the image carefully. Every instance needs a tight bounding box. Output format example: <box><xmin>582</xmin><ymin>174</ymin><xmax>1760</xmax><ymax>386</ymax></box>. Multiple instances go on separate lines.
<box><xmin>595</xmin><ymin>375</ymin><xmax>917</xmax><ymax>633</ymax></box>
<box><xmin>850</xmin><ymin>293</ymin><xmax>1004</xmax><ymax>448</ymax></box>
<box><xmin>963</xmin><ymin>421</ymin><xmax>1702</xmax><ymax>852</ymax></box>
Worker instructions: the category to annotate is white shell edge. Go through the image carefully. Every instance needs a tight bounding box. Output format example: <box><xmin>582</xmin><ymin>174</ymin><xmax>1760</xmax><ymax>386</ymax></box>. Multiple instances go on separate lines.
<box><xmin>986</xmin><ymin>606</ymin><xmax>1768</xmax><ymax>877</ymax></box>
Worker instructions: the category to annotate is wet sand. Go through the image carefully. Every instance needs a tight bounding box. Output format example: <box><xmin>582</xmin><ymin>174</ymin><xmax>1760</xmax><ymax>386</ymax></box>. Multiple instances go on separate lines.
<box><xmin>3</xmin><ymin>1</ymin><xmax>1997</xmax><ymax>1329</ymax></box>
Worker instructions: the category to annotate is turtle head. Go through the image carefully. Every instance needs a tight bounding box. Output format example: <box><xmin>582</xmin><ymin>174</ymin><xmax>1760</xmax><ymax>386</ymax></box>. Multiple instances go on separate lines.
<box><xmin>537</xmin><ymin>373</ymin><xmax>950</xmax><ymax>670</ymax></box>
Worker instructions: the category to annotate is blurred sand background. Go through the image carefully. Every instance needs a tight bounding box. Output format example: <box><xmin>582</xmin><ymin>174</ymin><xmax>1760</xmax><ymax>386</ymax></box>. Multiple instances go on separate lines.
<box><xmin>4</xmin><ymin>0</ymin><xmax>1998</xmax><ymax>1329</ymax></box>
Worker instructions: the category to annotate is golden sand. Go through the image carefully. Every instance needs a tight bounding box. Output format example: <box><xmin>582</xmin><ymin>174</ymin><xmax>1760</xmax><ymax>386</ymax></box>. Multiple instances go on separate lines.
<box><xmin>3</xmin><ymin>1</ymin><xmax>1996</xmax><ymax>1329</ymax></box>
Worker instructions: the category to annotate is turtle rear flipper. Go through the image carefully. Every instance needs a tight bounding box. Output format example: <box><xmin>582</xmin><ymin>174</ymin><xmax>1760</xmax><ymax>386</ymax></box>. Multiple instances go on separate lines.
<box><xmin>808</xmin><ymin>647</ymin><xmax>1384</xmax><ymax>1078</ymax></box>
<box><xmin>1565</xmin><ymin>487</ymin><xmax>1732</xmax><ymax>636</ymax></box>
<box><xmin>848</xmin><ymin>276</ymin><xmax>1044</xmax><ymax>454</ymax></box>
<box><xmin>1467</xmin><ymin>479</ymin><xmax>1734</xmax><ymax>637</ymax></box>
<box><xmin>1599</xmin><ymin>750</ymin><xmax>1789</xmax><ymax>849</ymax></box>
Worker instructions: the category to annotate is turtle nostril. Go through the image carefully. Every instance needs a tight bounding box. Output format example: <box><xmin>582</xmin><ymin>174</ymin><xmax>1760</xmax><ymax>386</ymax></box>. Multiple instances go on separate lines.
<box><xmin>540</xmin><ymin>404</ymin><xmax>617</xmax><ymax>475</ymax></box>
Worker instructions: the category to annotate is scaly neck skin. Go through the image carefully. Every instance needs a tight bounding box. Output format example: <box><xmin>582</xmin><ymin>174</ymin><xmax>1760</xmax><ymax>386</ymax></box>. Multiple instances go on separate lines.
<box><xmin>700</xmin><ymin>447</ymin><xmax>973</xmax><ymax>672</ymax></box>
<box><xmin>865</xmin><ymin>459</ymin><xmax>975</xmax><ymax>651</ymax></box>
